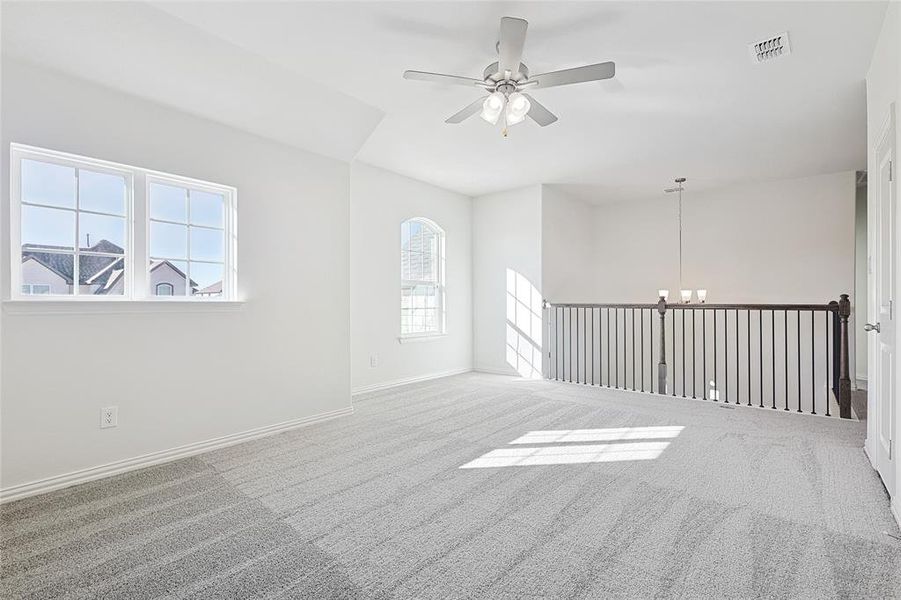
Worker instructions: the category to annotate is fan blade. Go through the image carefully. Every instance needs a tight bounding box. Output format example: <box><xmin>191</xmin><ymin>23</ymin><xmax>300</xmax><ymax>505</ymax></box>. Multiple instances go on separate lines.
<box><xmin>523</xmin><ymin>94</ymin><xmax>558</xmax><ymax>126</ymax></box>
<box><xmin>404</xmin><ymin>70</ymin><xmax>486</xmax><ymax>87</ymax></box>
<box><xmin>497</xmin><ymin>17</ymin><xmax>528</xmax><ymax>76</ymax></box>
<box><xmin>446</xmin><ymin>97</ymin><xmax>487</xmax><ymax>124</ymax></box>
<box><xmin>531</xmin><ymin>61</ymin><xmax>615</xmax><ymax>89</ymax></box>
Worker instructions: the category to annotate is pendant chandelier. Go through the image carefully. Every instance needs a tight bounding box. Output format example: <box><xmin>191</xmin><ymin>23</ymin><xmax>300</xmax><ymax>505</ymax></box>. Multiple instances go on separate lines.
<box><xmin>658</xmin><ymin>178</ymin><xmax>706</xmax><ymax>304</ymax></box>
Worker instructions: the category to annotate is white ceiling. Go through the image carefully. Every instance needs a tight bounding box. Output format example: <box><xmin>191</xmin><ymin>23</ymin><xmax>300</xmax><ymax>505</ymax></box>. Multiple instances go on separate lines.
<box><xmin>1</xmin><ymin>1</ymin><xmax>888</xmax><ymax>202</ymax></box>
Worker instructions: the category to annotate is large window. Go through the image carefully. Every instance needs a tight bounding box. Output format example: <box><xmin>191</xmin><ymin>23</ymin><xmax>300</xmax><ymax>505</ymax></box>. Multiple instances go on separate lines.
<box><xmin>400</xmin><ymin>217</ymin><xmax>445</xmax><ymax>337</ymax></box>
<box><xmin>10</xmin><ymin>144</ymin><xmax>237</xmax><ymax>301</ymax></box>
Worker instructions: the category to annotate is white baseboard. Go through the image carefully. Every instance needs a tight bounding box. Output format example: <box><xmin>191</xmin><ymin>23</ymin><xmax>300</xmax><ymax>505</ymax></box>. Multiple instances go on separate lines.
<box><xmin>856</xmin><ymin>376</ymin><xmax>868</xmax><ymax>391</ymax></box>
<box><xmin>352</xmin><ymin>368</ymin><xmax>472</xmax><ymax>395</ymax></box>
<box><xmin>0</xmin><ymin>406</ymin><xmax>353</xmax><ymax>504</ymax></box>
<box><xmin>472</xmin><ymin>367</ymin><xmax>516</xmax><ymax>376</ymax></box>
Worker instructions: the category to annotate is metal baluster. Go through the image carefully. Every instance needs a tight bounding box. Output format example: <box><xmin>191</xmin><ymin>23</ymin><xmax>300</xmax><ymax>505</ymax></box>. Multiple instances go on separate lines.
<box><xmin>563</xmin><ymin>306</ymin><xmax>573</xmax><ymax>381</ymax></box>
<box><xmin>681</xmin><ymin>309</ymin><xmax>686</xmax><ymax>398</ymax></box>
<box><xmin>583</xmin><ymin>307</ymin><xmax>587</xmax><ymax>384</ymax></box>
<box><xmin>713</xmin><ymin>310</ymin><xmax>718</xmax><ymax>402</ymax></box>
<box><xmin>558</xmin><ymin>307</ymin><xmax>563</xmax><ymax>381</ymax></box>
<box><xmin>632</xmin><ymin>308</ymin><xmax>636</xmax><ymax>390</ymax></box>
<box><xmin>797</xmin><ymin>309</ymin><xmax>802</xmax><ymax>413</ymax></box>
<box><xmin>599</xmin><ymin>308</ymin><xmax>604</xmax><ymax>386</ymax></box>
<box><xmin>703</xmin><ymin>309</ymin><xmax>707</xmax><ymax>400</ymax></box>
<box><xmin>735</xmin><ymin>309</ymin><xmax>740</xmax><ymax>405</ymax></box>
<box><xmin>832</xmin><ymin>308</ymin><xmax>840</xmax><ymax>402</ymax></box>
<box><xmin>582</xmin><ymin>307</ymin><xmax>590</xmax><ymax>385</ymax></box>
<box><xmin>692</xmin><ymin>309</ymin><xmax>697</xmax><ymax>399</ymax></box>
<box><xmin>747</xmin><ymin>310</ymin><xmax>752</xmax><ymax>406</ymax></box>
<box><xmin>607</xmin><ymin>308</ymin><xmax>611</xmax><ymax>387</ymax></box>
<box><xmin>568</xmin><ymin>307</ymin><xmax>572</xmax><ymax>383</ymax></box>
<box><xmin>551</xmin><ymin>307</ymin><xmax>556</xmax><ymax>380</ymax></box>
<box><xmin>771</xmin><ymin>309</ymin><xmax>776</xmax><ymax>409</ymax></box>
<box><xmin>725</xmin><ymin>310</ymin><xmax>729</xmax><ymax>403</ymax></box>
<box><xmin>825</xmin><ymin>311</ymin><xmax>831</xmax><ymax>417</ymax></box>
<box><xmin>615</xmin><ymin>308</ymin><xmax>619</xmax><ymax>389</ymax></box>
<box><xmin>577</xmin><ymin>308</ymin><xmax>581</xmax><ymax>384</ymax></box>
<box><xmin>811</xmin><ymin>310</ymin><xmax>816</xmax><ymax>414</ymax></box>
<box><xmin>784</xmin><ymin>310</ymin><xmax>789</xmax><ymax>411</ymax></box>
<box><xmin>570</xmin><ymin>307</ymin><xmax>574</xmax><ymax>383</ymax></box>
<box><xmin>671</xmin><ymin>311</ymin><xmax>676</xmax><ymax>397</ymax></box>
<box><xmin>648</xmin><ymin>309</ymin><xmax>660</xmax><ymax>394</ymax></box>
<box><xmin>649</xmin><ymin>308</ymin><xmax>654</xmax><ymax>393</ymax></box>
<box><xmin>758</xmin><ymin>309</ymin><xmax>764</xmax><ymax>408</ymax></box>
<box><xmin>590</xmin><ymin>308</ymin><xmax>595</xmax><ymax>386</ymax></box>
<box><xmin>546</xmin><ymin>304</ymin><xmax>551</xmax><ymax>380</ymax></box>
<box><xmin>641</xmin><ymin>308</ymin><xmax>645</xmax><ymax>392</ymax></box>
<box><xmin>557</xmin><ymin>307</ymin><xmax>560</xmax><ymax>380</ymax></box>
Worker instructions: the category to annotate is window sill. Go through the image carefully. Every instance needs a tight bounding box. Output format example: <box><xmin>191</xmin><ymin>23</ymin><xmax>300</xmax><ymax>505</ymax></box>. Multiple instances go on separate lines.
<box><xmin>2</xmin><ymin>299</ymin><xmax>245</xmax><ymax>315</ymax></box>
<box><xmin>397</xmin><ymin>333</ymin><xmax>447</xmax><ymax>344</ymax></box>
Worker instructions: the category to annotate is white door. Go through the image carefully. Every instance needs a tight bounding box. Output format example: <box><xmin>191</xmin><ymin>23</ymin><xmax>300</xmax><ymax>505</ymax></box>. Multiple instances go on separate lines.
<box><xmin>870</xmin><ymin>107</ymin><xmax>896</xmax><ymax>495</ymax></box>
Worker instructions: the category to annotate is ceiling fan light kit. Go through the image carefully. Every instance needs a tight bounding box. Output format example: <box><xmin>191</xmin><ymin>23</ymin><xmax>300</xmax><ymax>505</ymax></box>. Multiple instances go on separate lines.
<box><xmin>403</xmin><ymin>16</ymin><xmax>616</xmax><ymax>135</ymax></box>
<box><xmin>480</xmin><ymin>92</ymin><xmax>505</xmax><ymax>124</ymax></box>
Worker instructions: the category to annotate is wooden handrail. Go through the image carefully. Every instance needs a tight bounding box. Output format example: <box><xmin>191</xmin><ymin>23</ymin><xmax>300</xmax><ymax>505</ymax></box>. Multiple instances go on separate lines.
<box><xmin>546</xmin><ymin>301</ymin><xmax>838</xmax><ymax>312</ymax></box>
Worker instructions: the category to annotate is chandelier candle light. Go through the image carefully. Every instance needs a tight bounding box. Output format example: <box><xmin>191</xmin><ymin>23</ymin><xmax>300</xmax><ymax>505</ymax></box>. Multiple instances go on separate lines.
<box><xmin>660</xmin><ymin>178</ymin><xmax>706</xmax><ymax>303</ymax></box>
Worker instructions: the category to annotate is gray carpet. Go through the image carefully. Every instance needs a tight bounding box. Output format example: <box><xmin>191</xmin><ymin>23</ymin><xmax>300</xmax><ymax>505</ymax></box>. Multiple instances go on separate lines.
<box><xmin>2</xmin><ymin>373</ymin><xmax>900</xmax><ymax>599</ymax></box>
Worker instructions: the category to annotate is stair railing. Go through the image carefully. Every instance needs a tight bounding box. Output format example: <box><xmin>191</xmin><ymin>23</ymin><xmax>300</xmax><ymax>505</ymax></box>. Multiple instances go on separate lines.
<box><xmin>544</xmin><ymin>294</ymin><xmax>852</xmax><ymax>418</ymax></box>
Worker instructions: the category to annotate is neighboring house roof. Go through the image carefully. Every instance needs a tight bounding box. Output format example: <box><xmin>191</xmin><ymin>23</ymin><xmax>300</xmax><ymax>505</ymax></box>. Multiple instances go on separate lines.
<box><xmin>22</xmin><ymin>241</ymin><xmax>125</xmax><ymax>288</ymax></box>
<box><xmin>21</xmin><ymin>255</ymin><xmax>72</xmax><ymax>283</ymax></box>
<box><xmin>23</xmin><ymin>240</ymin><xmax>198</xmax><ymax>294</ymax></box>
<box><xmin>195</xmin><ymin>281</ymin><xmax>222</xmax><ymax>295</ymax></box>
<box><xmin>150</xmin><ymin>260</ymin><xmax>198</xmax><ymax>289</ymax></box>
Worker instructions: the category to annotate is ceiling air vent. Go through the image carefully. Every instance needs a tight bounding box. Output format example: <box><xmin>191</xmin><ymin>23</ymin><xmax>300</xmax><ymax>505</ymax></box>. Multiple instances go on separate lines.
<box><xmin>749</xmin><ymin>32</ymin><xmax>791</xmax><ymax>64</ymax></box>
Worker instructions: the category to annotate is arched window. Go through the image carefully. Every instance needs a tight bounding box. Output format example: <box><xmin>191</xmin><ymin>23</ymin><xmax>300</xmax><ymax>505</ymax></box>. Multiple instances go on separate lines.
<box><xmin>155</xmin><ymin>282</ymin><xmax>174</xmax><ymax>296</ymax></box>
<box><xmin>400</xmin><ymin>218</ymin><xmax>445</xmax><ymax>337</ymax></box>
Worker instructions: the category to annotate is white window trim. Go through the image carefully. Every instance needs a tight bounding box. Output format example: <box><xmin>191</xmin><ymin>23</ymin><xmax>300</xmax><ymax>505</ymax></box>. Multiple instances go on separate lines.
<box><xmin>8</xmin><ymin>143</ymin><xmax>239</xmax><ymax>304</ymax></box>
<box><xmin>399</xmin><ymin>216</ymin><xmax>446</xmax><ymax>339</ymax></box>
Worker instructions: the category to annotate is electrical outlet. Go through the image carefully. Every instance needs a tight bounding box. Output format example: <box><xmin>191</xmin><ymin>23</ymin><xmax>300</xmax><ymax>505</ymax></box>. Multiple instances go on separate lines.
<box><xmin>370</xmin><ymin>354</ymin><xmax>379</xmax><ymax>368</ymax></box>
<box><xmin>100</xmin><ymin>406</ymin><xmax>118</xmax><ymax>429</ymax></box>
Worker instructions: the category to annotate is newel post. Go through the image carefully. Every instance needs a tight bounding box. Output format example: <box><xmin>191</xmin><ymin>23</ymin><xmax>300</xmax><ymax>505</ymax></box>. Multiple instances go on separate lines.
<box><xmin>657</xmin><ymin>296</ymin><xmax>668</xmax><ymax>394</ymax></box>
<box><xmin>838</xmin><ymin>294</ymin><xmax>852</xmax><ymax>419</ymax></box>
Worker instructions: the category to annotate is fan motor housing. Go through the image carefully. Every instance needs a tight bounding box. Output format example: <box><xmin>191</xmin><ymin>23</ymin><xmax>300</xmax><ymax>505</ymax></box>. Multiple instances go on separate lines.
<box><xmin>483</xmin><ymin>61</ymin><xmax>529</xmax><ymax>86</ymax></box>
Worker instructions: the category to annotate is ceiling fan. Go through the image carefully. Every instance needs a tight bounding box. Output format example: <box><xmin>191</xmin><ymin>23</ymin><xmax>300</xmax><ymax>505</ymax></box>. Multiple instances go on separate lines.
<box><xmin>403</xmin><ymin>16</ymin><xmax>615</xmax><ymax>134</ymax></box>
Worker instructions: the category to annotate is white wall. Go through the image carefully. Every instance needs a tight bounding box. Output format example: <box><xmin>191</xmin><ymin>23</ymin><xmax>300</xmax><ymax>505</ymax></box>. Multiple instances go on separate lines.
<box><xmin>865</xmin><ymin>1</ymin><xmax>900</xmax><ymax>522</ymax></box>
<box><xmin>349</xmin><ymin>162</ymin><xmax>472</xmax><ymax>392</ymax></box>
<box><xmin>1</xmin><ymin>59</ymin><xmax>353</xmax><ymax>492</ymax></box>
<box><xmin>586</xmin><ymin>172</ymin><xmax>856</xmax><ymax>305</ymax></box>
<box><xmin>472</xmin><ymin>186</ymin><xmax>542</xmax><ymax>375</ymax></box>
<box><xmin>541</xmin><ymin>185</ymin><xmax>596</xmax><ymax>303</ymax></box>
